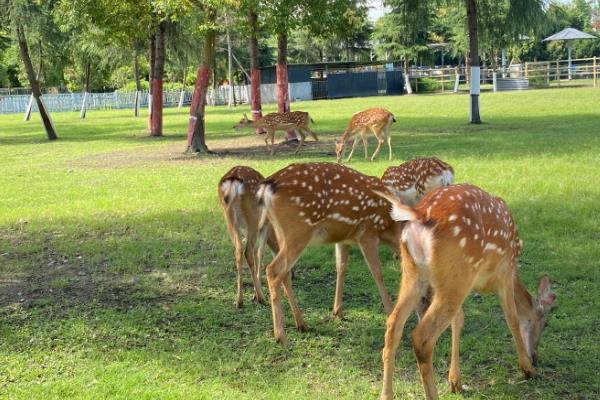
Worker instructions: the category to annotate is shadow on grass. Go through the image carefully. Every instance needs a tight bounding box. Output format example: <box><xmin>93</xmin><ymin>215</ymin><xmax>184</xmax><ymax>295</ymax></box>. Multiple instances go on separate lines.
<box><xmin>1</xmin><ymin>192</ymin><xmax>599</xmax><ymax>398</ymax></box>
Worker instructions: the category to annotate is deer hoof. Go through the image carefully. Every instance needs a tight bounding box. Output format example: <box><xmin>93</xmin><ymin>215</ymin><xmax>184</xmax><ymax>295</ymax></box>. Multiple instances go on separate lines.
<box><xmin>449</xmin><ymin>378</ymin><xmax>462</xmax><ymax>393</ymax></box>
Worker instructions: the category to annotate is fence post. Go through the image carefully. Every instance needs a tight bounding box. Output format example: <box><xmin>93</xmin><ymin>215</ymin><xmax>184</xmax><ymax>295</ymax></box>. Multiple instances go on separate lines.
<box><xmin>492</xmin><ymin>72</ymin><xmax>497</xmax><ymax>93</ymax></box>
<box><xmin>546</xmin><ymin>63</ymin><xmax>550</xmax><ymax>85</ymax></box>
<box><xmin>525</xmin><ymin>62</ymin><xmax>529</xmax><ymax>79</ymax></box>
<box><xmin>556</xmin><ymin>61</ymin><xmax>560</xmax><ymax>87</ymax></box>
<box><xmin>594</xmin><ymin>56</ymin><xmax>597</xmax><ymax>88</ymax></box>
<box><xmin>24</xmin><ymin>94</ymin><xmax>33</xmax><ymax>121</ymax></box>
<box><xmin>453</xmin><ymin>68</ymin><xmax>460</xmax><ymax>93</ymax></box>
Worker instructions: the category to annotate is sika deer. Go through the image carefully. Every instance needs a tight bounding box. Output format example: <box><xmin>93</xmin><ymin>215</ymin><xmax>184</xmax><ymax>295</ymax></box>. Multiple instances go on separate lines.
<box><xmin>234</xmin><ymin>111</ymin><xmax>318</xmax><ymax>155</ymax></box>
<box><xmin>375</xmin><ymin>184</ymin><xmax>556</xmax><ymax>400</ymax></box>
<box><xmin>335</xmin><ymin>108</ymin><xmax>395</xmax><ymax>163</ymax></box>
<box><xmin>381</xmin><ymin>157</ymin><xmax>454</xmax><ymax>206</ymax></box>
<box><xmin>257</xmin><ymin>162</ymin><xmax>401</xmax><ymax>344</ymax></box>
<box><xmin>218</xmin><ymin>166</ymin><xmax>278</xmax><ymax>308</ymax></box>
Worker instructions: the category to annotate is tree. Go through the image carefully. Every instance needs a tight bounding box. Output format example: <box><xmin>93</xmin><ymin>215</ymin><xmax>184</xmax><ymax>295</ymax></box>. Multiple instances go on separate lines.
<box><xmin>386</xmin><ymin>0</ymin><xmax>544</xmax><ymax>123</ymax></box>
<box><xmin>186</xmin><ymin>3</ymin><xmax>218</xmax><ymax>153</ymax></box>
<box><xmin>3</xmin><ymin>0</ymin><xmax>59</xmax><ymax>140</ymax></box>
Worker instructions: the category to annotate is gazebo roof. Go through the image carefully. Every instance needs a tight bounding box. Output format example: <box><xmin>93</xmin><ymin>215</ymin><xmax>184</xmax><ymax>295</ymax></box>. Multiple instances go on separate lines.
<box><xmin>543</xmin><ymin>28</ymin><xmax>596</xmax><ymax>41</ymax></box>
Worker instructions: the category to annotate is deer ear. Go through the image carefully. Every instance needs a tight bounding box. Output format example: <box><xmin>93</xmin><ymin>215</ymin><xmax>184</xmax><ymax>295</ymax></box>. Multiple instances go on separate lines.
<box><xmin>535</xmin><ymin>275</ymin><xmax>556</xmax><ymax>313</ymax></box>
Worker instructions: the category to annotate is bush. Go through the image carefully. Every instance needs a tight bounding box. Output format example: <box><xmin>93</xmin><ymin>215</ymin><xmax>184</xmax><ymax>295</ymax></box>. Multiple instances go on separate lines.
<box><xmin>414</xmin><ymin>77</ymin><xmax>454</xmax><ymax>92</ymax></box>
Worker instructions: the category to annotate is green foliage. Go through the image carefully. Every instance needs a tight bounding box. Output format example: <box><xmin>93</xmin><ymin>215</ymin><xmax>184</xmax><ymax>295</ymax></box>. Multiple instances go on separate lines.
<box><xmin>0</xmin><ymin>88</ymin><xmax>599</xmax><ymax>398</ymax></box>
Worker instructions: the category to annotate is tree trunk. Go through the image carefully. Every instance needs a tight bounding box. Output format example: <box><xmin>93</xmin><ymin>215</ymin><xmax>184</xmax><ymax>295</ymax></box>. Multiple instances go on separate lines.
<box><xmin>133</xmin><ymin>44</ymin><xmax>142</xmax><ymax>117</ymax></box>
<box><xmin>276</xmin><ymin>32</ymin><xmax>295</xmax><ymax>140</ymax></box>
<box><xmin>16</xmin><ymin>25</ymin><xmax>57</xmax><ymax>140</ymax></box>
<box><xmin>148</xmin><ymin>34</ymin><xmax>156</xmax><ymax>129</ymax></box>
<box><xmin>226</xmin><ymin>15</ymin><xmax>234</xmax><ymax>109</ymax></box>
<box><xmin>466</xmin><ymin>0</ymin><xmax>481</xmax><ymax>124</ymax></box>
<box><xmin>186</xmin><ymin>26</ymin><xmax>215</xmax><ymax>153</ymax></box>
<box><xmin>151</xmin><ymin>21</ymin><xmax>166</xmax><ymax>136</ymax></box>
<box><xmin>248</xmin><ymin>7</ymin><xmax>264</xmax><ymax>133</ymax></box>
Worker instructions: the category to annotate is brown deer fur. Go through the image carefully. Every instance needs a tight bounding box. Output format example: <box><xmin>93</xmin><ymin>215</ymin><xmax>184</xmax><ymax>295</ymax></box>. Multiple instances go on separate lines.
<box><xmin>376</xmin><ymin>184</ymin><xmax>556</xmax><ymax>400</ymax></box>
<box><xmin>257</xmin><ymin>162</ymin><xmax>402</xmax><ymax>344</ymax></box>
<box><xmin>218</xmin><ymin>166</ymin><xmax>278</xmax><ymax>308</ymax></box>
<box><xmin>335</xmin><ymin>108</ymin><xmax>395</xmax><ymax>162</ymax></box>
<box><xmin>234</xmin><ymin>111</ymin><xmax>318</xmax><ymax>155</ymax></box>
<box><xmin>381</xmin><ymin>157</ymin><xmax>454</xmax><ymax>206</ymax></box>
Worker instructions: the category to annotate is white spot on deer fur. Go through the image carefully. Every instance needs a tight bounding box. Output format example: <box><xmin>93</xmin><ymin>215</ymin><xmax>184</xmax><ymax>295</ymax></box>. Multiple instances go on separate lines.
<box><xmin>448</xmin><ymin>214</ymin><xmax>457</xmax><ymax>222</ymax></box>
<box><xmin>474</xmin><ymin>234</ymin><xmax>479</xmax><ymax>240</ymax></box>
<box><xmin>483</xmin><ymin>243</ymin><xmax>498</xmax><ymax>252</ymax></box>
<box><xmin>452</xmin><ymin>226</ymin><xmax>461</xmax><ymax>236</ymax></box>
<box><xmin>301</xmin><ymin>182</ymin><xmax>306</xmax><ymax>187</ymax></box>
<box><xmin>459</xmin><ymin>237</ymin><xmax>466</xmax><ymax>248</ymax></box>
<box><xmin>314</xmin><ymin>176</ymin><xmax>319</xmax><ymax>182</ymax></box>
<box><xmin>352</xmin><ymin>206</ymin><xmax>359</xmax><ymax>211</ymax></box>
<box><xmin>299</xmin><ymin>211</ymin><xmax>305</xmax><ymax>217</ymax></box>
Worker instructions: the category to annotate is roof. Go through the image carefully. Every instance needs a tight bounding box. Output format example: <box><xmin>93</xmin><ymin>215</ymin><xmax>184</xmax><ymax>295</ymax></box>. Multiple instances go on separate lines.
<box><xmin>543</xmin><ymin>28</ymin><xmax>597</xmax><ymax>41</ymax></box>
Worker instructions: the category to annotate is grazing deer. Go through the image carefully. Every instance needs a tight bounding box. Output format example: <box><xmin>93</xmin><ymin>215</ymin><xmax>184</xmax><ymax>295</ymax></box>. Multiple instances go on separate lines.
<box><xmin>257</xmin><ymin>162</ymin><xmax>401</xmax><ymax>344</ymax></box>
<box><xmin>218</xmin><ymin>166</ymin><xmax>278</xmax><ymax>308</ymax></box>
<box><xmin>381</xmin><ymin>157</ymin><xmax>454</xmax><ymax>206</ymax></box>
<box><xmin>335</xmin><ymin>108</ymin><xmax>395</xmax><ymax>163</ymax></box>
<box><xmin>234</xmin><ymin>111</ymin><xmax>318</xmax><ymax>155</ymax></box>
<box><xmin>375</xmin><ymin>184</ymin><xmax>556</xmax><ymax>400</ymax></box>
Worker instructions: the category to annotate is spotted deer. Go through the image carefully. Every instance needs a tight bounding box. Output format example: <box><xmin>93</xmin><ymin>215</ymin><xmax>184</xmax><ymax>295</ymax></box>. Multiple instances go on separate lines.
<box><xmin>375</xmin><ymin>184</ymin><xmax>556</xmax><ymax>400</ymax></box>
<box><xmin>218</xmin><ymin>166</ymin><xmax>279</xmax><ymax>308</ymax></box>
<box><xmin>335</xmin><ymin>107</ymin><xmax>395</xmax><ymax>163</ymax></box>
<box><xmin>234</xmin><ymin>111</ymin><xmax>318</xmax><ymax>155</ymax></box>
<box><xmin>381</xmin><ymin>157</ymin><xmax>454</xmax><ymax>206</ymax></box>
<box><xmin>257</xmin><ymin>162</ymin><xmax>402</xmax><ymax>344</ymax></box>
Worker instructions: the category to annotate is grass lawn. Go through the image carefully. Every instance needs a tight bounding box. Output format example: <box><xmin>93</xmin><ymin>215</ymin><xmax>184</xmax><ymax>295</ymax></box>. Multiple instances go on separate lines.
<box><xmin>0</xmin><ymin>87</ymin><xmax>599</xmax><ymax>399</ymax></box>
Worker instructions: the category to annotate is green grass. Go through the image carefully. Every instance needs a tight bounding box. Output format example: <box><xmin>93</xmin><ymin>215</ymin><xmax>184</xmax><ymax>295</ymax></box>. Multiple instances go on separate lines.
<box><xmin>1</xmin><ymin>88</ymin><xmax>599</xmax><ymax>399</ymax></box>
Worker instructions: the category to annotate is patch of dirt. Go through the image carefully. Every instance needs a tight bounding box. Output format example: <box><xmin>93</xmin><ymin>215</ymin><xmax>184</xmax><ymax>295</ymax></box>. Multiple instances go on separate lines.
<box><xmin>72</xmin><ymin>136</ymin><xmax>337</xmax><ymax>169</ymax></box>
<box><xmin>0</xmin><ymin>239</ymin><xmax>205</xmax><ymax>313</ymax></box>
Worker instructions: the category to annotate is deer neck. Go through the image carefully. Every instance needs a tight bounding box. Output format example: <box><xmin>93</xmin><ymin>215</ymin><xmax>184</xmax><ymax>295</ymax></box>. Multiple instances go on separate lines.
<box><xmin>513</xmin><ymin>277</ymin><xmax>537</xmax><ymax>323</ymax></box>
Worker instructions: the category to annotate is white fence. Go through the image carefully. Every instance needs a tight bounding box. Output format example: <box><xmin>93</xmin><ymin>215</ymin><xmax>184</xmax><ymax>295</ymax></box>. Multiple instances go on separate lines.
<box><xmin>0</xmin><ymin>82</ymin><xmax>314</xmax><ymax>115</ymax></box>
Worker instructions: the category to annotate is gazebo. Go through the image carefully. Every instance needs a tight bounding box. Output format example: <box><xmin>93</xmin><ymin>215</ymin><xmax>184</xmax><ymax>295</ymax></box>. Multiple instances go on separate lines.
<box><xmin>543</xmin><ymin>28</ymin><xmax>596</xmax><ymax>80</ymax></box>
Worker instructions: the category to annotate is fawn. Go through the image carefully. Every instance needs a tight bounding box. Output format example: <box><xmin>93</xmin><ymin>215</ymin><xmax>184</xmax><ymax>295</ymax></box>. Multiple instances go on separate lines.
<box><xmin>234</xmin><ymin>111</ymin><xmax>318</xmax><ymax>155</ymax></box>
<box><xmin>335</xmin><ymin>108</ymin><xmax>395</xmax><ymax>162</ymax></box>
<box><xmin>381</xmin><ymin>157</ymin><xmax>454</xmax><ymax>206</ymax></box>
<box><xmin>375</xmin><ymin>184</ymin><xmax>556</xmax><ymax>400</ymax></box>
<box><xmin>218</xmin><ymin>166</ymin><xmax>278</xmax><ymax>308</ymax></box>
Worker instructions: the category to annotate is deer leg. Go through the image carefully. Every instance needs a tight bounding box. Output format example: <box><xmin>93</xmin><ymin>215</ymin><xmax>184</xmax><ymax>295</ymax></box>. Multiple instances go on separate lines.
<box><xmin>358</xmin><ymin>237</ymin><xmax>393</xmax><ymax>314</ymax></box>
<box><xmin>333</xmin><ymin>243</ymin><xmax>350</xmax><ymax>318</ymax></box>
<box><xmin>362</xmin><ymin>130</ymin><xmax>369</xmax><ymax>160</ymax></box>
<box><xmin>245</xmin><ymin>224</ymin><xmax>267</xmax><ymax>305</ymax></box>
<box><xmin>233</xmin><ymin>233</ymin><xmax>245</xmax><ymax>308</ymax></box>
<box><xmin>265</xmin><ymin>235</ymin><xmax>310</xmax><ymax>345</ymax></box>
<box><xmin>380</xmin><ymin>248</ymin><xmax>427</xmax><ymax>400</ymax></box>
<box><xmin>386</xmin><ymin>129</ymin><xmax>393</xmax><ymax>161</ymax></box>
<box><xmin>294</xmin><ymin>129</ymin><xmax>306</xmax><ymax>154</ymax></box>
<box><xmin>282</xmin><ymin>271</ymin><xmax>307</xmax><ymax>332</ymax></box>
<box><xmin>448</xmin><ymin>307</ymin><xmax>465</xmax><ymax>393</ymax></box>
<box><xmin>346</xmin><ymin>136</ymin><xmax>360</xmax><ymax>162</ymax></box>
<box><xmin>498</xmin><ymin>276</ymin><xmax>536</xmax><ymax>378</ymax></box>
<box><xmin>270</xmin><ymin>130</ymin><xmax>276</xmax><ymax>156</ymax></box>
<box><xmin>410</xmin><ymin>296</ymin><xmax>460</xmax><ymax>400</ymax></box>
<box><xmin>370</xmin><ymin>128</ymin><xmax>385</xmax><ymax>161</ymax></box>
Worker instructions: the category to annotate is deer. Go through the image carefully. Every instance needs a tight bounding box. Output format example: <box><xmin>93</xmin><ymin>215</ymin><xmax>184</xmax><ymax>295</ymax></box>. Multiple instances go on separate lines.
<box><xmin>218</xmin><ymin>166</ymin><xmax>279</xmax><ymax>308</ymax></box>
<box><xmin>256</xmin><ymin>162</ymin><xmax>402</xmax><ymax>345</ymax></box>
<box><xmin>381</xmin><ymin>157</ymin><xmax>454</xmax><ymax>206</ymax></box>
<box><xmin>234</xmin><ymin>111</ymin><xmax>318</xmax><ymax>156</ymax></box>
<box><xmin>374</xmin><ymin>183</ymin><xmax>557</xmax><ymax>400</ymax></box>
<box><xmin>335</xmin><ymin>107</ymin><xmax>395</xmax><ymax>163</ymax></box>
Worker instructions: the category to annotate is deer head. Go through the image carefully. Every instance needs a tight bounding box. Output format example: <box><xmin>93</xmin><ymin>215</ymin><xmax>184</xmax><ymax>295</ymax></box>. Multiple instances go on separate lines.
<box><xmin>520</xmin><ymin>275</ymin><xmax>557</xmax><ymax>364</ymax></box>
<box><xmin>233</xmin><ymin>113</ymin><xmax>253</xmax><ymax>129</ymax></box>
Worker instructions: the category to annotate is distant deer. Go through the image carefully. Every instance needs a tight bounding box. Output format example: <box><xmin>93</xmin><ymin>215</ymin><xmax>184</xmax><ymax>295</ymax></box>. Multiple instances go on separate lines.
<box><xmin>335</xmin><ymin>108</ymin><xmax>395</xmax><ymax>163</ymax></box>
<box><xmin>218</xmin><ymin>166</ymin><xmax>278</xmax><ymax>308</ymax></box>
<box><xmin>234</xmin><ymin>111</ymin><xmax>318</xmax><ymax>155</ymax></box>
<box><xmin>381</xmin><ymin>157</ymin><xmax>454</xmax><ymax>206</ymax></box>
<box><xmin>375</xmin><ymin>184</ymin><xmax>556</xmax><ymax>400</ymax></box>
<box><xmin>257</xmin><ymin>162</ymin><xmax>402</xmax><ymax>344</ymax></box>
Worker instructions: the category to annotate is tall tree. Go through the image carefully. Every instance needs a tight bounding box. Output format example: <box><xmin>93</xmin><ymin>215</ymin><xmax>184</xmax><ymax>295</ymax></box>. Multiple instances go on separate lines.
<box><xmin>150</xmin><ymin>19</ymin><xmax>166</xmax><ymax>136</ymax></box>
<box><xmin>186</xmin><ymin>5</ymin><xmax>217</xmax><ymax>153</ymax></box>
<box><xmin>3</xmin><ymin>0</ymin><xmax>59</xmax><ymax>140</ymax></box>
<box><xmin>246</xmin><ymin>0</ymin><xmax>263</xmax><ymax>127</ymax></box>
